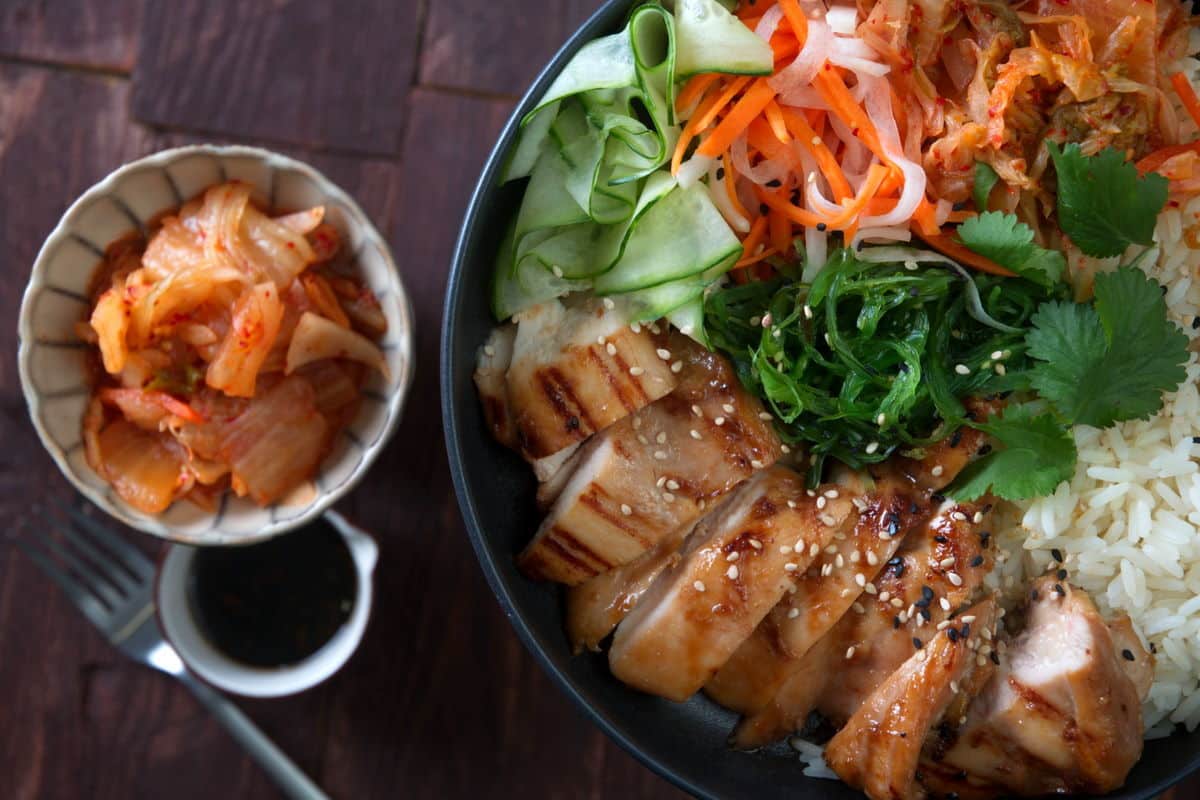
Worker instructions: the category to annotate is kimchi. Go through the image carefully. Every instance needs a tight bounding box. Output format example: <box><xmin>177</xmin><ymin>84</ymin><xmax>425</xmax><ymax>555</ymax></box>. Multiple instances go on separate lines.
<box><xmin>82</xmin><ymin>182</ymin><xmax>388</xmax><ymax>514</ymax></box>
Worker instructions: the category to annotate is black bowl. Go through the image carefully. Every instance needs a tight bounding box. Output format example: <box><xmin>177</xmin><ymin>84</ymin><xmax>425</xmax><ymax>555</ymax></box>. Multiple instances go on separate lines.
<box><xmin>440</xmin><ymin>2</ymin><xmax>1200</xmax><ymax>796</ymax></box>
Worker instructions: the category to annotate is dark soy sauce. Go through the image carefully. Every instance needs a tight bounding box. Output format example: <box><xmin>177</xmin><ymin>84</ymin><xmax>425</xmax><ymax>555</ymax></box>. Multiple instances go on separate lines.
<box><xmin>186</xmin><ymin>519</ymin><xmax>358</xmax><ymax>668</ymax></box>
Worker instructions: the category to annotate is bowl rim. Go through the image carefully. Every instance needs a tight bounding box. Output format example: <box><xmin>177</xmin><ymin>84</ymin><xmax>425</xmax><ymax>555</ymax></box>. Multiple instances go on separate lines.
<box><xmin>440</xmin><ymin>3</ymin><xmax>1200</xmax><ymax>799</ymax></box>
<box><xmin>18</xmin><ymin>143</ymin><xmax>416</xmax><ymax>545</ymax></box>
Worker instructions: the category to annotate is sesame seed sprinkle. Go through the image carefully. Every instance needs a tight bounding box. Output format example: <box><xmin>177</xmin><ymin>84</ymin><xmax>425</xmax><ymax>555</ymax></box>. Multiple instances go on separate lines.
<box><xmin>714</xmin><ymin>416</ymin><xmax>726</xmax><ymax>426</ymax></box>
<box><xmin>637</xmin><ymin>435</ymin><xmax>649</xmax><ymax>445</ymax></box>
<box><xmin>995</xmin><ymin>363</ymin><xmax>1007</xmax><ymax>376</ymax></box>
<box><xmin>784</xmin><ymin>562</ymin><xmax>799</xmax><ymax>572</ymax></box>
<box><xmin>955</xmin><ymin>364</ymin><xmax>971</xmax><ymax>375</ymax></box>
<box><xmin>603</xmin><ymin>297</ymin><xmax>616</xmax><ymax>310</ymax></box>
<box><xmin>931</xmin><ymin>465</ymin><xmax>944</xmax><ymax>477</ymax></box>
<box><xmin>662</xmin><ymin>492</ymin><xmax>676</xmax><ymax>503</ymax></box>
<box><xmin>820</xmin><ymin>514</ymin><xmax>836</xmax><ymax>526</ymax></box>
<box><xmin>809</xmin><ymin>543</ymin><xmax>820</xmax><ymax>557</ymax></box>
<box><xmin>656</xmin><ymin>348</ymin><xmax>671</xmax><ymax>360</ymax></box>
<box><xmin>551</xmin><ymin>265</ymin><xmax>564</xmax><ymax>278</ymax></box>
<box><xmin>671</xmin><ymin>360</ymin><xmax>683</xmax><ymax>373</ymax></box>
<box><xmin>693</xmin><ymin>580</ymin><xmax>706</xmax><ymax>592</ymax></box>
<box><xmin>722</xmin><ymin>403</ymin><xmax>736</xmax><ymax>414</ymax></box>
<box><xmin>787</xmin><ymin>500</ymin><xmax>797</xmax><ymax>509</ymax></box>
<box><xmin>852</xmin><ymin>602</ymin><xmax>865</xmax><ymax>614</ymax></box>
<box><xmin>726</xmin><ymin>551</ymin><xmax>740</xmax><ymax>562</ymax></box>
<box><xmin>654</xmin><ymin>450</ymin><xmax>668</xmax><ymax>460</ymax></box>
<box><xmin>750</xmin><ymin>539</ymin><xmax>763</xmax><ymax>550</ymax></box>
<box><xmin>692</xmin><ymin>405</ymin><xmax>703</xmax><ymax>417</ymax></box>
<box><xmin>788</xmin><ymin>607</ymin><xmax>800</xmax><ymax>618</ymax></box>
<box><xmin>835</xmin><ymin>554</ymin><xmax>845</xmax><ymax>568</ymax></box>
<box><xmin>855</xmin><ymin>573</ymin><xmax>866</xmax><ymax>587</ymax></box>
<box><xmin>940</xmin><ymin>557</ymin><xmax>957</xmax><ymax>569</ymax></box>
<box><xmin>866</xmin><ymin>551</ymin><xmax>878</xmax><ymax>566</ymax></box>
<box><xmin>630</xmin><ymin>322</ymin><xmax>642</xmax><ymax>333</ymax></box>
<box><xmin>845</xmin><ymin>646</ymin><xmax>856</xmax><ymax>659</ymax></box>
<box><xmin>761</xmin><ymin>313</ymin><xmax>773</xmax><ymax>327</ymax></box>
<box><xmin>891</xmin><ymin>597</ymin><xmax>904</xmax><ymax>608</ymax></box>
<box><xmin>865</xmin><ymin>441</ymin><xmax>879</xmax><ymax>454</ymax></box>
<box><xmin>876</xmin><ymin>413</ymin><xmax>887</xmax><ymax>426</ymax></box>
<box><xmin>973</xmin><ymin>511</ymin><xmax>984</xmax><ymax>524</ymax></box>
<box><xmin>656</xmin><ymin>476</ymin><xmax>666</xmax><ymax>488</ymax></box>
<box><xmin>666</xmin><ymin>479</ymin><xmax>680</xmax><ymax>491</ymax></box>
<box><xmin>816</xmin><ymin>496</ymin><xmax>827</xmax><ymax>510</ymax></box>
<box><xmin>630</xmin><ymin>366</ymin><xmax>645</xmax><ymax>376</ymax></box>
<box><xmin>940</xmin><ymin>597</ymin><xmax>951</xmax><ymax>611</ymax></box>
<box><xmin>606</xmin><ymin>342</ymin><xmax>617</xmax><ymax>356</ymax></box>
<box><xmin>947</xmin><ymin>572</ymin><xmax>963</xmax><ymax>586</ymax></box>
<box><xmin>759</xmin><ymin>412</ymin><xmax>773</xmax><ymax>421</ymax></box>
<box><xmin>621</xmin><ymin>504</ymin><xmax>633</xmax><ymax>516</ymax></box>
<box><xmin>780</xmin><ymin>545</ymin><xmax>793</xmax><ymax>554</ymax></box>
<box><xmin>726</xmin><ymin>565</ymin><xmax>739</xmax><ymax>580</ymax></box>
<box><xmin>991</xmin><ymin>350</ymin><xmax>1004</xmax><ymax>360</ymax></box>
<box><xmin>690</xmin><ymin>429</ymin><xmax>702</xmax><ymax>440</ymax></box>
<box><xmin>850</xmin><ymin>551</ymin><xmax>861</xmax><ymax>564</ymax></box>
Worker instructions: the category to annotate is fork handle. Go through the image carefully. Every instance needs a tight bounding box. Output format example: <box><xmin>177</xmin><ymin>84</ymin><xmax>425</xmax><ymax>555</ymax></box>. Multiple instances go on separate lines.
<box><xmin>179</xmin><ymin>673</ymin><xmax>330</xmax><ymax>800</ymax></box>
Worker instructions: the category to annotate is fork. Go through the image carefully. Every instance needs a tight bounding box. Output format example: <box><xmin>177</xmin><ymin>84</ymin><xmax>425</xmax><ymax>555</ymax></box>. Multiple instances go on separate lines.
<box><xmin>16</xmin><ymin>506</ymin><xmax>329</xmax><ymax>800</ymax></box>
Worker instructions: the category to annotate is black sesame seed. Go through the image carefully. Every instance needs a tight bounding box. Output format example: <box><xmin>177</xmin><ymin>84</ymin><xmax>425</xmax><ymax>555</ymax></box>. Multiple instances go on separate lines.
<box><xmin>990</xmin><ymin>651</ymin><xmax>1000</xmax><ymax>665</ymax></box>
<box><xmin>935</xmin><ymin>535</ymin><xmax>949</xmax><ymax>544</ymax></box>
<box><xmin>816</xmin><ymin>222</ymin><xmax>828</xmax><ymax>232</ymax></box>
<box><xmin>1193</xmin><ymin>436</ymin><xmax>1200</xmax><ymax>445</ymax></box>
<box><xmin>1056</xmin><ymin>568</ymin><xmax>1068</xmax><ymax>580</ymax></box>
<box><xmin>983</xmin><ymin>504</ymin><xmax>993</xmax><ymax>514</ymax></box>
<box><xmin>947</xmin><ymin>628</ymin><xmax>959</xmax><ymax>643</ymax></box>
<box><xmin>1054</xmin><ymin>583</ymin><xmax>1066</xmax><ymax>595</ymax></box>
<box><xmin>952</xmin><ymin>202</ymin><xmax>966</xmax><ymax>212</ymax></box>
<box><xmin>1151</xmin><ymin>643</ymin><xmax>1158</xmax><ymax>654</ymax></box>
<box><xmin>1031</xmin><ymin>589</ymin><xmax>1039</xmax><ymax>601</ymax></box>
<box><xmin>971</xmin><ymin>555</ymin><xmax>984</xmax><ymax>567</ymax></box>
<box><xmin>920</xmin><ymin>607</ymin><xmax>932</xmax><ymax>621</ymax></box>
<box><xmin>949</xmin><ymin>430</ymin><xmax>963</xmax><ymax>448</ymax></box>
<box><xmin>566</xmin><ymin>415</ymin><xmax>580</xmax><ymax>431</ymax></box>
<box><xmin>790</xmin><ymin>190</ymin><xmax>801</xmax><ymax>204</ymax></box>
<box><xmin>932</xmin><ymin>493</ymin><xmax>946</xmax><ymax>503</ymax></box>
<box><xmin>759</xmin><ymin>203</ymin><xmax>769</xmax><ymax>215</ymax></box>
<box><xmin>909</xmin><ymin>501</ymin><xmax>920</xmax><ymax>515</ymax></box>
<box><xmin>922</xmin><ymin>585</ymin><xmax>935</xmax><ymax>601</ymax></box>
<box><xmin>977</xmin><ymin>443</ymin><xmax>993</xmax><ymax>456</ymax></box>
<box><xmin>766</xmin><ymin>179</ymin><xmax>782</xmax><ymax>188</ymax></box>
<box><xmin>716</xmin><ymin>167</ymin><xmax>726</xmax><ymax>180</ymax></box>
<box><xmin>1192</xmin><ymin>316</ymin><xmax>1200</xmax><ymax>330</ymax></box>
<box><xmin>961</xmin><ymin>623</ymin><xmax>971</xmax><ymax>639</ymax></box>
<box><xmin>893</xmin><ymin>616</ymin><xmax>901</xmax><ymax>629</ymax></box>
<box><xmin>980</xmin><ymin>532</ymin><xmax>991</xmax><ymax>547</ymax></box>
<box><xmin>1162</xmin><ymin>284</ymin><xmax>1169</xmax><ymax>295</ymax></box>
<box><xmin>913</xmin><ymin>636</ymin><xmax>924</xmax><ymax>649</ymax></box>
<box><xmin>1122</xmin><ymin>648</ymin><xmax>1135</xmax><ymax>661</ymax></box>
<box><xmin>1051</xmin><ymin>548</ymin><xmax>1063</xmax><ymax>563</ymax></box>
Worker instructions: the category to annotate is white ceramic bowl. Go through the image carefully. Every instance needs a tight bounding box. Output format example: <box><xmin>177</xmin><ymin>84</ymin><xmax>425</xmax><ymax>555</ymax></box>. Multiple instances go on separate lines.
<box><xmin>17</xmin><ymin>145</ymin><xmax>414</xmax><ymax>544</ymax></box>
<box><xmin>157</xmin><ymin>510</ymin><xmax>378</xmax><ymax>697</ymax></box>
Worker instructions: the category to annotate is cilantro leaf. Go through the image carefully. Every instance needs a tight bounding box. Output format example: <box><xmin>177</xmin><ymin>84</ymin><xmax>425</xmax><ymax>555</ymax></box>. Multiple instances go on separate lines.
<box><xmin>973</xmin><ymin>161</ymin><xmax>999</xmax><ymax>212</ymax></box>
<box><xmin>1047</xmin><ymin>143</ymin><xmax>1168</xmax><ymax>258</ymax></box>
<box><xmin>1027</xmin><ymin>267</ymin><xmax>1189</xmax><ymax>427</ymax></box>
<box><xmin>957</xmin><ymin>211</ymin><xmax>1065</xmax><ymax>287</ymax></box>
<box><xmin>950</xmin><ymin>405</ymin><xmax>1077</xmax><ymax>501</ymax></box>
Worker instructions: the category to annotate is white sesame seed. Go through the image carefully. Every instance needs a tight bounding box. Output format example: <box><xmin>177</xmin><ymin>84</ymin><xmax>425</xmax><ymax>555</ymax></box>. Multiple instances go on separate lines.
<box><xmin>950</xmin><ymin>680</ymin><xmax>959</xmax><ymax>693</ymax></box>
<box><xmin>865</xmin><ymin>441</ymin><xmax>879</xmax><ymax>455</ymax></box>
<box><xmin>810</xmin><ymin>543</ymin><xmax>820</xmax><ymax>557</ymax></box>
<box><xmin>816</xmin><ymin>496</ymin><xmax>827</xmax><ymax>510</ymax></box>
<box><xmin>850</xmin><ymin>551</ymin><xmax>861</xmax><ymax>564</ymax></box>
<box><xmin>788</xmin><ymin>607</ymin><xmax>800</xmax><ymax>618</ymax></box>
<box><xmin>630</xmin><ymin>322</ymin><xmax>642</xmax><ymax>333</ymax></box>
<box><xmin>637</xmin><ymin>434</ymin><xmax>649</xmax><ymax>445</ymax></box>
<box><xmin>991</xmin><ymin>350</ymin><xmax>1004</xmax><ymax>360</ymax></box>
<box><xmin>973</xmin><ymin>511</ymin><xmax>984</xmax><ymax>524</ymax></box>
<box><xmin>750</xmin><ymin>316</ymin><xmax>761</xmax><ymax>327</ymax></box>
<box><xmin>821</xmin><ymin>563</ymin><xmax>833</xmax><ymax>576</ymax></box>
<box><xmin>961</xmin><ymin>615</ymin><xmax>976</xmax><ymax>624</ymax></box>
<box><xmin>867</xmin><ymin>551</ymin><xmax>880</xmax><ymax>567</ymax></box>
<box><xmin>982</xmin><ymin>627</ymin><xmax>992</xmax><ymax>640</ymax></box>
<box><xmin>692</xmin><ymin>405</ymin><xmax>703</xmax><ymax>417</ymax></box>
<box><xmin>806</xmin><ymin>489</ymin><xmax>816</xmax><ymax>497</ymax></box>
<box><xmin>621</xmin><ymin>504</ymin><xmax>633</xmax><ymax>516</ymax></box>
<box><xmin>714</xmin><ymin>416</ymin><xmax>726</xmax><ymax>426</ymax></box>
<box><xmin>951</xmin><ymin>511</ymin><xmax>967</xmax><ymax>522</ymax></box>
<box><xmin>750</xmin><ymin>539</ymin><xmax>763</xmax><ymax>550</ymax></box>
<box><xmin>751</xmin><ymin>459</ymin><xmax>765</xmax><ymax>469</ymax></box>
<box><xmin>995</xmin><ymin>363</ymin><xmax>1006</xmax><ymax>376</ymax></box>
<box><xmin>693</xmin><ymin>580</ymin><xmax>706</xmax><ymax>592</ymax></box>
<box><xmin>863</xmin><ymin>582</ymin><xmax>878</xmax><ymax>595</ymax></box>
<box><xmin>940</xmin><ymin>557</ymin><xmax>957</xmax><ymax>569</ymax></box>
<box><xmin>656</xmin><ymin>431</ymin><xmax>667</xmax><ymax>444</ymax></box>
<box><xmin>666</xmin><ymin>479</ymin><xmax>680</xmax><ymax>491</ymax></box>
<box><xmin>780</xmin><ymin>545</ymin><xmax>793</xmax><ymax>554</ymax></box>
<box><xmin>824</xmin><ymin>544</ymin><xmax>838</xmax><ymax>555</ymax></box>
<box><xmin>671</xmin><ymin>360</ymin><xmax>683</xmax><ymax>373</ymax></box>
<box><xmin>852</xmin><ymin>602</ymin><xmax>865</xmax><ymax>614</ymax></box>
<box><xmin>852</xmin><ymin>498</ymin><xmax>868</xmax><ymax>512</ymax></box>
<box><xmin>855</xmin><ymin>573</ymin><xmax>866</xmax><ymax>587</ymax></box>
<box><xmin>940</xmin><ymin>597</ymin><xmax>951</xmax><ymax>611</ymax></box>
<box><xmin>726</xmin><ymin>551</ymin><xmax>740</xmax><ymax>562</ymax></box>
<box><xmin>689</xmin><ymin>429</ymin><xmax>702</xmax><ymax>440</ymax></box>
<box><xmin>904</xmin><ymin>260</ymin><xmax>918</xmax><ymax>271</ymax></box>
<box><xmin>649</xmin><ymin>323</ymin><xmax>661</xmax><ymax>334</ymax></box>
<box><xmin>931</xmin><ymin>465</ymin><xmax>944</xmax><ymax>477</ymax></box>
<box><xmin>807</xmin><ymin>173</ymin><xmax>817</xmax><ymax>185</ymax></box>
<box><xmin>552</xmin><ymin>265</ymin><xmax>564</xmax><ymax>278</ymax></box>
<box><xmin>761</xmin><ymin>313</ymin><xmax>773</xmax><ymax>328</ymax></box>
<box><xmin>726</xmin><ymin>565</ymin><xmax>739</xmax><ymax>580</ymax></box>
<box><xmin>977</xmin><ymin>655</ymin><xmax>988</xmax><ymax>667</ymax></box>
<box><xmin>955</xmin><ymin>364</ymin><xmax>971</xmax><ymax>375</ymax></box>
<box><xmin>879</xmin><ymin>591</ymin><xmax>890</xmax><ymax>602</ymax></box>
<box><xmin>784</xmin><ymin>562</ymin><xmax>799</xmax><ymax>572</ymax></box>
<box><xmin>803</xmin><ymin>304</ymin><xmax>813</xmax><ymax>320</ymax></box>
<box><xmin>780</xmin><ymin>444</ymin><xmax>791</xmax><ymax>454</ymax></box>
<box><xmin>787</xmin><ymin>500</ymin><xmax>797</xmax><ymax>509</ymax></box>
<box><xmin>484</xmin><ymin>345</ymin><xmax>496</xmax><ymax>357</ymax></box>
<box><xmin>981</xmin><ymin>360</ymin><xmax>992</xmax><ymax>370</ymax></box>
<box><xmin>890</xmin><ymin>597</ymin><xmax>904</xmax><ymax>608</ymax></box>
<box><xmin>835</xmin><ymin>554</ymin><xmax>845</xmax><ymax>568</ymax></box>
<box><xmin>820</xmin><ymin>514</ymin><xmax>836</xmax><ymax>526</ymax></box>
<box><xmin>876</xmin><ymin>413</ymin><xmax>887</xmax><ymax>426</ymax></box>
<box><xmin>656</xmin><ymin>348</ymin><xmax>671</xmax><ymax>361</ymax></box>
<box><xmin>662</xmin><ymin>492</ymin><xmax>675</xmax><ymax>503</ymax></box>
<box><xmin>654</xmin><ymin>450</ymin><xmax>668</xmax><ymax>460</ymax></box>
<box><xmin>759</xmin><ymin>412</ymin><xmax>773</xmax><ymax>421</ymax></box>
<box><xmin>845</xmin><ymin>646</ymin><xmax>856</xmax><ymax>659</ymax></box>
<box><xmin>947</xmin><ymin>572</ymin><xmax>963</xmax><ymax>586</ymax></box>
<box><xmin>937</xmin><ymin>621</ymin><xmax>951</xmax><ymax>631</ymax></box>
<box><xmin>656</xmin><ymin>476</ymin><xmax>667</xmax><ymax>488</ymax></box>
<box><xmin>603</xmin><ymin>297</ymin><xmax>616</xmax><ymax>310</ymax></box>
<box><xmin>721</xmin><ymin>403</ymin><xmax>736</xmax><ymax>415</ymax></box>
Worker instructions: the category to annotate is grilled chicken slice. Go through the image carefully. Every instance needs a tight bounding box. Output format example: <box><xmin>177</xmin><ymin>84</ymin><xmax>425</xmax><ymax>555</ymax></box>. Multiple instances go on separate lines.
<box><xmin>824</xmin><ymin>596</ymin><xmax>1000</xmax><ymax>800</ymax></box>
<box><xmin>609</xmin><ymin>467</ymin><xmax>851</xmax><ymax>701</ymax></box>
<box><xmin>474</xmin><ymin>324</ymin><xmax>518</xmax><ymax>448</ymax></box>
<box><xmin>708</xmin><ymin>428</ymin><xmax>990</xmax><ymax>724</ymax></box>
<box><xmin>566</xmin><ymin>523</ymin><xmax>689</xmax><ymax>653</ymax></box>
<box><xmin>506</xmin><ymin>300</ymin><xmax>676</xmax><ymax>460</ymax></box>
<box><xmin>924</xmin><ymin>577</ymin><xmax>1151</xmax><ymax>798</ymax></box>
<box><xmin>518</xmin><ymin>339</ymin><xmax>781</xmax><ymax>585</ymax></box>
<box><xmin>729</xmin><ymin>498</ymin><xmax>995</xmax><ymax>748</ymax></box>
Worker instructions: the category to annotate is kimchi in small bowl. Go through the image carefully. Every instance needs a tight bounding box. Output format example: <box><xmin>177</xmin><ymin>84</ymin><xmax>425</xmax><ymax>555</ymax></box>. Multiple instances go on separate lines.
<box><xmin>18</xmin><ymin>145</ymin><xmax>414</xmax><ymax>544</ymax></box>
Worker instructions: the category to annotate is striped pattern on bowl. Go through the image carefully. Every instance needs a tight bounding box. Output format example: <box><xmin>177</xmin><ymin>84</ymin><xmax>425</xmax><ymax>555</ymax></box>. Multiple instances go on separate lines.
<box><xmin>17</xmin><ymin>145</ymin><xmax>414</xmax><ymax>544</ymax></box>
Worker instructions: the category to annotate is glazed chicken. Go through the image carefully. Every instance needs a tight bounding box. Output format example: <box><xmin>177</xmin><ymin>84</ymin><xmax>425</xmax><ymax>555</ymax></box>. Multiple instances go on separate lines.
<box><xmin>517</xmin><ymin>335</ymin><xmax>781</xmax><ymax>584</ymax></box>
<box><xmin>921</xmin><ymin>575</ymin><xmax>1153</xmax><ymax>799</ymax></box>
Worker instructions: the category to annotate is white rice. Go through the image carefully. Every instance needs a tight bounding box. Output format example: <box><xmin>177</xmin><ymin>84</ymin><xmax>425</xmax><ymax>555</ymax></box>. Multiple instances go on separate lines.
<box><xmin>990</xmin><ymin>118</ymin><xmax>1200</xmax><ymax>736</ymax></box>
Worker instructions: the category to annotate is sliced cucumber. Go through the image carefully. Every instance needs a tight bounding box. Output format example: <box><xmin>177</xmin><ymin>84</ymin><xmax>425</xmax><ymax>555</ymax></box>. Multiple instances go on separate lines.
<box><xmin>624</xmin><ymin>257</ymin><xmax>731</xmax><ymax>321</ymax></box>
<box><xmin>666</xmin><ymin>297</ymin><xmax>710</xmax><ymax>348</ymax></box>
<box><xmin>500</xmin><ymin>101</ymin><xmax>558</xmax><ymax>184</ymax></box>
<box><xmin>674</xmin><ymin>0</ymin><xmax>774</xmax><ymax>78</ymax></box>
<box><xmin>593</xmin><ymin>181</ymin><xmax>743</xmax><ymax>294</ymax></box>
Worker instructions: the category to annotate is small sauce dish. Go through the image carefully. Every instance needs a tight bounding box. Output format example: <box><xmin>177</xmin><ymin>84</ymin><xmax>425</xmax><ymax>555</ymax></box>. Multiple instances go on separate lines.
<box><xmin>156</xmin><ymin>511</ymin><xmax>377</xmax><ymax>697</ymax></box>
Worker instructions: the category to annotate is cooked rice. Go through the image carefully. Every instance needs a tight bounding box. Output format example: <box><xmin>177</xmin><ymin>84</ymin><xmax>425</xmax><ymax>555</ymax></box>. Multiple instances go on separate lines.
<box><xmin>990</xmin><ymin>41</ymin><xmax>1200</xmax><ymax>737</ymax></box>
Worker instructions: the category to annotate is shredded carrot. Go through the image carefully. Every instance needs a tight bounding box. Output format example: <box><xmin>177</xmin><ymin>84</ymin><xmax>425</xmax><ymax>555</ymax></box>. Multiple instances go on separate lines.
<box><xmin>813</xmin><ymin>67</ymin><xmax>885</xmax><ymax>159</ymax></box>
<box><xmin>764</xmin><ymin>99</ymin><xmax>791</xmax><ymax>145</ymax></box>
<box><xmin>912</xmin><ymin>198</ymin><xmax>941</xmax><ymax>238</ymax></box>
<box><xmin>780</xmin><ymin>108</ymin><xmax>851</xmax><ymax>201</ymax></box>
<box><xmin>736</xmin><ymin>246</ymin><xmax>779</xmax><ymax>269</ymax></box>
<box><xmin>914</xmin><ymin>231</ymin><xmax>1017</xmax><ymax>277</ymax></box>
<box><xmin>672</xmin><ymin>75</ymin><xmax>753</xmax><ymax>174</ymax></box>
<box><xmin>822</xmin><ymin>164</ymin><xmax>889</xmax><ymax>229</ymax></box>
<box><xmin>739</xmin><ymin>214</ymin><xmax>771</xmax><ymax>262</ymax></box>
<box><xmin>675</xmin><ymin>73</ymin><xmax>721</xmax><ymax>115</ymax></box>
<box><xmin>1171</xmin><ymin>72</ymin><xmax>1200</xmax><ymax>131</ymax></box>
<box><xmin>697</xmin><ymin>79</ymin><xmax>778</xmax><ymax>159</ymax></box>
<box><xmin>721</xmin><ymin>153</ymin><xmax>751</xmax><ymax>221</ymax></box>
<box><xmin>947</xmin><ymin>210</ymin><xmax>977</xmax><ymax>224</ymax></box>
<box><xmin>777</xmin><ymin>0</ymin><xmax>809</xmax><ymax>44</ymax></box>
<box><xmin>1137</xmin><ymin>141</ymin><xmax>1200</xmax><ymax>174</ymax></box>
<box><xmin>754</xmin><ymin>183</ymin><xmax>825</xmax><ymax>228</ymax></box>
<box><xmin>768</xmin><ymin>206</ymin><xmax>792</xmax><ymax>256</ymax></box>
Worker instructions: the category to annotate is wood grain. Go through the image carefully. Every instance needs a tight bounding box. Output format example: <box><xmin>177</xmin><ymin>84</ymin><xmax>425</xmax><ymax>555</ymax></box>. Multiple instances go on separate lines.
<box><xmin>0</xmin><ymin>0</ymin><xmax>143</xmax><ymax>71</ymax></box>
<box><xmin>420</xmin><ymin>0</ymin><xmax>597</xmax><ymax>96</ymax></box>
<box><xmin>132</xmin><ymin>0</ymin><xmax>420</xmax><ymax>155</ymax></box>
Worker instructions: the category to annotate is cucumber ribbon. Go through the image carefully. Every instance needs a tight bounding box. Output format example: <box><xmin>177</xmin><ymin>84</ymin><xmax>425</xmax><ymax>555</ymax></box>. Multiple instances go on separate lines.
<box><xmin>491</xmin><ymin>0</ymin><xmax>774</xmax><ymax>340</ymax></box>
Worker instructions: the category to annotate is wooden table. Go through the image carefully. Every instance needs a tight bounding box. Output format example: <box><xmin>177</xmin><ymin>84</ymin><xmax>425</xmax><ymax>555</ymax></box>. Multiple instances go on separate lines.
<box><xmin>0</xmin><ymin>2</ymin><xmax>1192</xmax><ymax>799</ymax></box>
